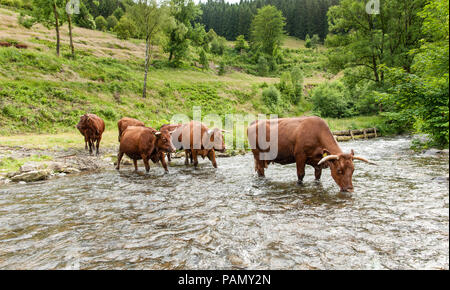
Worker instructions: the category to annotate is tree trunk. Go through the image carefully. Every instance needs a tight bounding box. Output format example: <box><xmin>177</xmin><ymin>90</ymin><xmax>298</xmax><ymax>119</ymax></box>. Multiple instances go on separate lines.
<box><xmin>53</xmin><ymin>3</ymin><xmax>60</xmax><ymax>57</ymax></box>
<box><xmin>143</xmin><ymin>38</ymin><xmax>150</xmax><ymax>98</ymax></box>
<box><xmin>67</xmin><ymin>12</ymin><xmax>74</xmax><ymax>58</ymax></box>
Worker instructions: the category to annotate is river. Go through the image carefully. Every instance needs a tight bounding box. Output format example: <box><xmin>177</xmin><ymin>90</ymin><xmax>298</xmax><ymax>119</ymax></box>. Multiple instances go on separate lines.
<box><xmin>0</xmin><ymin>137</ymin><xmax>448</xmax><ymax>269</ymax></box>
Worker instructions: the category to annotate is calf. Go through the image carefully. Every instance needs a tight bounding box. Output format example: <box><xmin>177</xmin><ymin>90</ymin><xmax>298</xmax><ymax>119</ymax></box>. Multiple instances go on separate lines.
<box><xmin>116</xmin><ymin>126</ymin><xmax>176</xmax><ymax>172</ymax></box>
<box><xmin>76</xmin><ymin>113</ymin><xmax>105</xmax><ymax>155</ymax></box>
<box><xmin>117</xmin><ymin>117</ymin><xmax>145</xmax><ymax>142</ymax></box>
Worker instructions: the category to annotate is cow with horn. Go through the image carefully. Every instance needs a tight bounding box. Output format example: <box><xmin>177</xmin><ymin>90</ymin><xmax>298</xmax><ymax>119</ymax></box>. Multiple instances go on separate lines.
<box><xmin>247</xmin><ymin>116</ymin><xmax>376</xmax><ymax>192</ymax></box>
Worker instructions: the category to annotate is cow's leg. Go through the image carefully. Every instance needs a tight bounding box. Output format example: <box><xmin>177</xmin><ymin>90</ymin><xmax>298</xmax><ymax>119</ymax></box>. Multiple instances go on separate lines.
<box><xmin>88</xmin><ymin>139</ymin><xmax>94</xmax><ymax>155</ymax></box>
<box><xmin>167</xmin><ymin>153</ymin><xmax>172</xmax><ymax>162</ymax></box>
<box><xmin>116</xmin><ymin>151</ymin><xmax>124</xmax><ymax>170</ymax></box>
<box><xmin>192</xmin><ymin>150</ymin><xmax>199</xmax><ymax>168</ymax></box>
<box><xmin>160</xmin><ymin>152</ymin><xmax>169</xmax><ymax>173</ymax></box>
<box><xmin>133</xmin><ymin>159</ymin><xmax>138</xmax><ymax>171</ymax></box>
<box><xmin>84</xmin><ymin>136</ymin><xmax>88</xmax><ymax>151</ymax></box>
<box><xmin>141</xmin><ymin>154</ymin><xmax>150</xmax><ymax>172</ymax></box>
<box><xmin>295</xmin><ymin>154</ymin><xmax>307</xmax><ymax>184</ymax></box>
<box><xmin>252</xmin><ymin>150</ymin><xmax>265</xmax><ymax>177</ymax></box>
<box><xmin>95</xmin><ymin>136</ymin><xmax>102</xmax><ymax>156</ymax></box>
<box><xmin>314</xmin><ymin>168</ymin><xmax>322</xmax><ymax>181</ymax></box>
<box><xmin>207</xmin><ymin>150</ymin><xmax>217</xmax><ymax>168</ymax></box>
<box><xmin>184</xmin><ymin>150</ymin><xmax>190</xmax><ymax>165</ymax></box>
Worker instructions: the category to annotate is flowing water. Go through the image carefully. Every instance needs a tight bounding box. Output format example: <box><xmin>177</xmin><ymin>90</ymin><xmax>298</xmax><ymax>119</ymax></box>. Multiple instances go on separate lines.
<box><xmin>0</xmin><ymin>137</ymin><xmax>448</xmax><ymax>269</ymax></box>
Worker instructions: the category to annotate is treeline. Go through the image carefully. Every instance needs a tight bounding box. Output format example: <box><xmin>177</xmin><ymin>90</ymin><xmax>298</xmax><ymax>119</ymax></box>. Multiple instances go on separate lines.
<box><xmin>198</xmin><ymin>0</ymin><xmax>339</xmax><ymax>40</ymax></box>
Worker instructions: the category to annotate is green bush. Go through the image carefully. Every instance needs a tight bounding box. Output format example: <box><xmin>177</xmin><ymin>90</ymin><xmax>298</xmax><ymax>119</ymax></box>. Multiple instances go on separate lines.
<box><xmin>115</xmin><ymin>17</ymin><xmax>136</xmax><ymax>40</ymax></box>
<box><xmin>106</xmin><ymin>15</ymin><xmax>118</xmax><ymax>31</ymax></box>
<box><xmin>95</xmin><ymin>16</ymin><xmax>107</xmax><ymax>32</ymax></box>
<box><xmin>256</xmin><ymin>55</ymin><xmax>269</xmax><ymax>76</ymax></box>
<box><xmin>310</xmin><ymin>81</ymin><xmax>353</xmax><ymax>118</ymax></box>
<box><xmin>262</xmin><ymin>86</ymin><xmax>281</xmax><ymax>109</ymax></box>
<box><xmin>210</xmin><ymin>36</ymin><xmax>226</xmax><ymax>55</ymax></box>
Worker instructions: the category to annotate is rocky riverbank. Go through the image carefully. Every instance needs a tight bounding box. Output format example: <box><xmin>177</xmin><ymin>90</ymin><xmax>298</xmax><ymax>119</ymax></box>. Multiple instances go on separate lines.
<box><xmin>0</xmin><ymin>145</ymin><xmax>247</xmax><ymax>185</ymax></box>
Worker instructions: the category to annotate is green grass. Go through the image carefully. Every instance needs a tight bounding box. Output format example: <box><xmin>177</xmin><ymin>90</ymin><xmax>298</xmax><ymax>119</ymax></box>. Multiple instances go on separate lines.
<box><xmin>0</xmin><ymin>154</ymin><xmax>53</xmax><ymax>172</ymax></box>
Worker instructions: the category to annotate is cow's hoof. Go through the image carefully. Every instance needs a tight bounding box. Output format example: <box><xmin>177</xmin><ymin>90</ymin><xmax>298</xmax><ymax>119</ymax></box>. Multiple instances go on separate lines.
<box><xmin>297</xmin><ymin>180</ymin><xmax>304</xmax><ymax>185</ymax></box>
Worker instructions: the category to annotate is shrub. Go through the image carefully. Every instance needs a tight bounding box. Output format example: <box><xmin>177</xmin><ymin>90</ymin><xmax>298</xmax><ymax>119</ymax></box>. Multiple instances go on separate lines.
<box><xmin>210</xmin><ymin>36</ymin><xmax>226</xmax><ymax>55</ymax></box>
<box><xmin>218</xmin><ymin>60</ymin><xmax>226</xmax><ymax>76</ymax></box>
<box><xmin>106</xmin><ymin>15</ymin><xmax>118</xmax><ymax>31</ymax></box>
<box><xmin>235</xmin><ymin>35</ymin><xmax>248</xmax><ymax>52</ymax></box>
<box><xmin>256</xmin><ymin>55</ymin><xmax>269</xmax><ymax>76</ymax></box>
<box><xmin>95</xmin><ymin>16</ymin><xmax>107</xmax><ymax>32</ymax></box>
<box><xmin>115</xmin><ymin>17</ymin><xmax>136</xmax><ymax>40</ymax></box>
<box><xmin>310</xmin><ymin>81</ymin><xmax>353</xmax><ymax>118</ymax></box>
<box><xmin>199</xmin><ymin>49</ymin><xmax>208</xmax><ymax>70</ymax></box>
<box><xmin>262</xmin><ymin>86</ymin><xmax>281</xmax><ymax>109</ymax></box>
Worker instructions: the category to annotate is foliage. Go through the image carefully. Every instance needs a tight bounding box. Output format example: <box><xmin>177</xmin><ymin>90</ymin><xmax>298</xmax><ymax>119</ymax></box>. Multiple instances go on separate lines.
<box><xmin>250</xmin><ymin>5</ymin><xmax>286</xmax><ymax>56</ymax></box>
<box><xmin>234</xmin><ymin>35</ymin><xmax>248</xmax><ymax>52</ymax></box>
<box><xmin>210</xmin><ymin>36</ymin><xmax>226</xmax><ymax>55</ymax></box>
<box><xmin>310</xmin><ymin>81</ymin><xmax>353</xmax><ymax>118</ymax></box>
<box><xmin>115</xmin><ymin>16</ymin><xmax>136</xmax><ymax>40</ymax></box>
<box><xmin>106</xmin><ymin>15</ymin><xmax>118</xmax><ymax>31</ymax></box>
<box><xmin>199</xmin><ymin>48</ymin><xmax>208</xmax><ymax>70</ymax></box>
<box><xmin>262</xmin><ymin>85</ymin><xmax>281</xmax><ymax>110</ymax></box>
<box><xmin>198</xmin><ymin>0</ymin><xmax>338</xmax><ymax>41</ymax></box>
<box><xmin>256</xmin><ymin>55</ymin><xmax>269</xmax><ymax>76</ymax></box>
<box><xmin>95</xmin><ymin>15</ymin><xmax>107</xmax><ymax>31</ymax></box>
<box><xmin>163</xmin><ymin>0</ymin><xmax>201</xmax><ymax>67</ymax></box>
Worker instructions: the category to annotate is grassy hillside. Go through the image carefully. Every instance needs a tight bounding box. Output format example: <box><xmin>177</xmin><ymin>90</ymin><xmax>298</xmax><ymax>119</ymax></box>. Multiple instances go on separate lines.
<box><xmin>0</xmin><ymin>7</ymin><xmax>382</xmax><ymax>140</ymax></box>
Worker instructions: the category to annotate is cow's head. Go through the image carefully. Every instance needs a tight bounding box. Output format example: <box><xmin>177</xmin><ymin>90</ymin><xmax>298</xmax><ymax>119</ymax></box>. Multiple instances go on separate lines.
<box><xmin>154</xmin><ymin>130</ymin><xmax>176</xmax><ymax>153</ymax></box>
<box><xmin>76</xmin><ymin>114</ymin><xmax>91</xmax><ymax>131</ymax></box>
<box><xmin>206</xmin><ymin>128</ymin><xmax>226</xmax><ymax>152</ymax></box>
<box><xmin>318</xmin><ymin>149</ymin><xmax>375</xmax><ymax>192</ymax></box>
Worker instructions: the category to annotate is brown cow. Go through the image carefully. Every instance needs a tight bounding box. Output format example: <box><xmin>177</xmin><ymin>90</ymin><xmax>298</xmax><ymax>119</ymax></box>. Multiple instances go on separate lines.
<box><xmin>159</xmin><ymin>123</ymin><xmax>183</xmax><ymax>162</ymax></box>
<box><xmin>76</xmin><ymin>113</ymin><xmax>105</xmax><ymax>156</ymax></box>
<box><xmin>247</xmin><ymin>116</ymin><xmax>375</xmax><ymax>192</ymax></box>
<box><xmin>116</xmin><ymin>126</ymin><xmax>176</xmax><ymax>172</ymax></box>
<box><xmin>175</xmin><ymin>121</ymin><xmax>226</xmax><ymax>168</ymax></box>
<box><xmin>117</xmin><ymin>117</ymin><xmax>145</xmax><ymax>142</ymax></box>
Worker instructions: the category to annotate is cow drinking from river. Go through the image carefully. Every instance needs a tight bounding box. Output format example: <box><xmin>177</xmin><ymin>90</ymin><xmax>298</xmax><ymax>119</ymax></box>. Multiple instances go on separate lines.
<box><xmin>247</xmin><ymin>116</ymin><xmax>375</xmax><ymax>192</ymax></box>
<box><xmin>76</xmin><ymin>113</ymin><xmax>105</xmax><ymax>156</ymax></box>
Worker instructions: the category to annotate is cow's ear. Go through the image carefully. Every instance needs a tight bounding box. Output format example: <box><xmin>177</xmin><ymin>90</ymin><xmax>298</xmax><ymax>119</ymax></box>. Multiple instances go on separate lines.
<box><xmin>322</xmin><ymin>149</ymin><xmax>331</xmax><ymax>158</ymax></box>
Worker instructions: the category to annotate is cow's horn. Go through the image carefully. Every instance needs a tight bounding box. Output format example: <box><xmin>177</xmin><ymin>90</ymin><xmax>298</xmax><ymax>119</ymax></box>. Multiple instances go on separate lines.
<box><xmin>220</xmin><ymin>129</ymin><xmax>230</xmax><ymax>133</ymax></box>
<box><xmin>353</xmin><ymin>156</ymin><xmax>377</xmax><ymax>165</ymax></box>
<box><xmin>154</xmin><ymin>131</ymin><xmax>161</xmax><ymax>136</ymax></box>
<box><xmin>318</xmin><ymin>155</ymin><xmax>339</xmax><ymax>165</ymax></box>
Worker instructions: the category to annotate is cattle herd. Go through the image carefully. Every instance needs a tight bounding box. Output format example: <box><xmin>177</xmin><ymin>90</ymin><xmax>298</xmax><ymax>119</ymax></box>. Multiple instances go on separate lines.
<box><xmin>77</xmin><ymin>114</ymin><xmax>375</xmax><ymax>192</ymax></box>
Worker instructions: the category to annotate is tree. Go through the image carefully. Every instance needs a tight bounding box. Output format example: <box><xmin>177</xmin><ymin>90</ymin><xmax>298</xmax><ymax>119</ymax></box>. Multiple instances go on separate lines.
<box><xmin>304</xmin><ymin>34</ymin><xmax>311</xmax><ymax>48</ymax></box>
<box><xmin>115</xmin><ymin>16</ymin><xmax>136</xmax><ymax>40</ymax></box>
<box><xmin>106</xmin><ymin>15</ymin><xmax>118</xmax><ymax>31</ymax></box>
<box><xmin>250</xmin><ymin>5</ymin><xmax>286</xmax><ymax>56</ymax></box>
<box><xmin>326</xmin><ymin>0</ymin><xmax>425</xmax><ymax>84</ymax></box>
<box><xmin>128</xmin><ymin>0</ymin><xmax>165</xmax><ymax>98</ymax></box>
<box><xmin>65</xmin><ymin>0</ymin><xmax>75</xmax><ymax>57</ymax></box>
<box><xmin>31</xmin><ymin>0</ymin><xmax>65</xmax><ymax>56</ymax></box>
<box><xmin>234</xmin><ymin>35</ymin><xmax>248</xmax><ymax>52</ymax></box>
<box><xmin>199</xmin><ymin>48</ymin><xmax>208</xmax><ymax>70</ymax></box>
<box><xmin>311</xmin><ymin>34</ymin><xmax>320</xmax><ymax>50</ymax></box>
<box><xmin>95</xmin><ymin>15</ymin><xmax>107</xmax><ymax>31</ymax></box>
<box><xmin>73</xmin><ymin>0</ymin><xmax>96</xmax><ymax>30</ymax></box>
<box><xmin>164</xmin><ymin>0</ymin><xmax>201</xmax><ymax>66</ymax></box>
